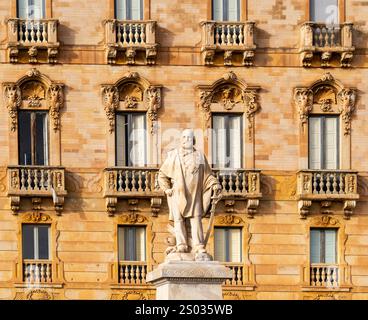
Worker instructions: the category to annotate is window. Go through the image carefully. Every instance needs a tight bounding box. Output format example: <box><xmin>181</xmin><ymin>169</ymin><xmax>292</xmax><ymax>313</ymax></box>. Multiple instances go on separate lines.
<box><xmin>309</xmin><ymin>116</ymin><xmax>339</xmax><ymax>170</ymax></box>
<box><xmin>310</xmin><ymin>228</ymin><xmax>337</xmax><ymax>264</ymax></box>
<box><xmin>18</xmin><ymin>111</ymin><xmax>49</xmax><ymax>166</ymax></box>
<box><xmin>310</xmin><ymin>0</ymin><xmax>338</xmax><ymax>24</ymax></box>
<box><xmin>212</xmin><ymin>114</ymin><xmax>242</xmax><ymax>169</ymax></box>
<box><xmin>22</xmin><ymin>224</ymin><xmax>50</xmax><ymax>260</ymax></box>
<box><xmin>212</xmin><ymin>0</ymin><xmax>240</xmax><ymax>21</ymax></box>
<box><xmin>118</xmin><ymin>226</ymin><xmax>146</xmax><ymax>261</ymax></box>
<box><xmin>17</xmin><ymin>0</ymin><xmax>45</xmax><ymax>19</ymax></box>
<box><xmin>214</xmin><ymin>227</ymin><xmax>242</xmax><ymax>262</ymax></box>
<box><xmin>115</xmin><ymin>0</ymin><xmax>143</xmax><ymax>20</ymax></box>
<box><xmin>116</xmin><ymin>113</ymin><xmax>147</xmax><ymax>167</ymax></box>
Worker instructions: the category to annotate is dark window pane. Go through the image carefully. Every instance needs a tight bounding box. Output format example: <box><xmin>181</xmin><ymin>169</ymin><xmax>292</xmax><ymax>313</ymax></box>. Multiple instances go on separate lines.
<box><xmin>18</xmin><ymin>112</ymin><xmax>32</xmax><ymax>165</ymax></box>
<box><xmin>37</xmin><ymin>225</ymin><xmax>49</xmax><ymax>259</ymax></box>
<box><xmin>22</xmin><ymin>225</ymin><xmax>35</xmax><ymax>259</ymax></box>
<box><xmin>35</xmin><ymin>112</ymin><xmax>47</xmax><ymax>165</ymax></box>
<box><xmin>124</xmin><ymin>227</ymin><xmax>136</xmax><ymax>260</ymax></box>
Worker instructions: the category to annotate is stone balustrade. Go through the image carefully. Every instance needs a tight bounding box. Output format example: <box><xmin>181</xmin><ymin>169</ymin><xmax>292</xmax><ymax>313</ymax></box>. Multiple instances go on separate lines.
<box><xmin>7</xmin><ymin>165</ymin><xmax>67</xmax><ymax>214</ymax></box>
<box><xmin>223</xmin><ymin>263</ymin><xmax>245</xmax><ymax>286</ymax></box>
<box><xmin>310</xmin><ymin>264</ymin><xmax>339</xmax><ymax>287</ymax></box>
<box><xmin>213</xmin><ymin>169</ymin><xmax>261</xmax><ymax>196</ymax></box>
<box><xmin>7</xmin><ymin>18</ymin><xmax>59</xmax><ymax>63</ymax></box>
<box><xmin>297</xmin><ymin>170</ymin><xmax>359</xmax><ymax>218</ymax></box>
<box><xmin>118</xmin><ymin>261</ymin><xmax>148</xmax><ymax>285</ymax></box>
<box><xmin>300</xmin><ymin>22</ymin><xmax>354</xmax><ymax>67</ymax></box>
<box><xmin>23</xmin><ymin>260</ymin><xmax>53</xmax><ymax>283</ymax></box>
<box><xmin>104</xmin><ymin>19</ymin><xmax>157</xmax><ymax>65</ymax></box>
<box><xmin>200</xmin><ymin>21</ymin><xmax>256</xmax><ymax>66</ymax></box>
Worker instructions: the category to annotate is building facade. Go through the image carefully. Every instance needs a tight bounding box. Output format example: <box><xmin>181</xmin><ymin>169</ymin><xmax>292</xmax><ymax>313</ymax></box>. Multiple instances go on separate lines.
<box><xmin>0</xmin><ymin>0</ymin><xmax>367</xmax><ymax>300</ymax></box>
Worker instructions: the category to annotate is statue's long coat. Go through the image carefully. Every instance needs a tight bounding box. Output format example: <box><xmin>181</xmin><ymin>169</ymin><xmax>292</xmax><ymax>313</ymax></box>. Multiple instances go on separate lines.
<box><xmin>158</xmin><ymin>148</ymin><xmax>218</xmax><ymax>221</ymax></box>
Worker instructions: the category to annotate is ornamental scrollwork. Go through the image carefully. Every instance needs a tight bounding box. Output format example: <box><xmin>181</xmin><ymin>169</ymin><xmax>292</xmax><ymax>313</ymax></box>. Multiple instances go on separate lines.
<box><xmin>23</xmin><ymin>212</ymin><xmax>52</xmax><ymax>223</ymax></box>
<box><xmin>101</xmin><ymin>85</ymin><xmax>119</xmax><ymax>133</ymax></box>
<box><xmin>338</xmin><ymin>88</ymin><xmax>356</xmax><ymax>135</ymax></box>
<box><xmin>3</xmin><ymin>84</ymin><xmax>21</xmax><ymax>131</ymax></box>
<box><xmin>47</xmin><ymin>84</ymin><xmax>64</xmax><ymax>131</ymax></box>
<box><xmin>120</xmin><ymin>213</ymin><xmax>147</xmax><ymax>224</ymax></box>
<box><xmin>294</xmin><ymin>88</ymin><xmax>313</xmax><ymax>127</ymax></box>
<box><xmin>145</xmin><ymin>86</ymin><xmax>161</xmax><ymax>134</ymax></box>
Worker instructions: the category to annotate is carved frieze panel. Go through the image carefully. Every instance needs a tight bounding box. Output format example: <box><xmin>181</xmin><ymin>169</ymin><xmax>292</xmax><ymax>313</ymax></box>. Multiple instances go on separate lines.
<box><xmin>22</xmin><ymin>212</ymin><xmax>52</xmax><ymax>223</ymax></box>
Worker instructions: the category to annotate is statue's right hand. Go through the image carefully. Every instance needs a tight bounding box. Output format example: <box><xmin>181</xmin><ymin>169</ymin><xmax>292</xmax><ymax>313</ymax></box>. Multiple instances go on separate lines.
<box><xmin>165</xmin><ymin>189</ymin><xmax>173</xmax><ymax>197</ymax></box>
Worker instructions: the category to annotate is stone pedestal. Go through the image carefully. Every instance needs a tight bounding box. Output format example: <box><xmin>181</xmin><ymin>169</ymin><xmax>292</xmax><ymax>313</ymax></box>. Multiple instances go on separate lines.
<box><xmin>146</xmin><ymin>260</ymin><xmax>232</xmax><ymax>300</ymax></box>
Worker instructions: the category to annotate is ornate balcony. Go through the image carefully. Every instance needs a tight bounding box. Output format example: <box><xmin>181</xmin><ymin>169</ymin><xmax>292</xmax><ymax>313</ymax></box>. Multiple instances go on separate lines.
<box><xmin>118</xmin><ymin>261</ymin><xmax>148</xmax><ymax>285</ymax></box>
<box><xmin>300</xmin><ymin>22</ymin><xmax>354</xmax><ymax>67</ymax></box>
<box><xmin>301</xmin><ymin>263</ymin><xmax>351</xmax><ymax>291</ymax></box>
<box><xmin>222</xmin><ymin>263</ymin><xmax>255</xmax><ymax>288</ymax></box>
<box><xmin>213</xmin><ymin>169</ymin><xmax>262</xmax><ymax>217</ymax></box>
<box><xmin>297</xmin><ymin>170</ymin><xmax>359</xmax><ymax>219</ymax></box>
<box><xmin>7</xmin><ymin>165</ymin><xmax>67</xmax><ymax>215</ymax></box>
<box><xmin>104</xmin><ymin>20</ymin><xmax>158</xmax><ymax>65</ymax></box>
<box><xmin>200</xmin><ymin>21</ymin><xmax>256</xmax><ymax>66</ymax></box>
<box><xmin>12</xmin><ymin>259</ymin><xmax>64</xmax><ymax>286</ymax></box>
<box><xmin>7</xmin><ymin>18</ymin><xmax>59</xmax><ymax>63</ymax></box>
<box><xmin>103</xmin><ymin>167</ymin><xmax>163</xmax><ymax>216</ymax></box>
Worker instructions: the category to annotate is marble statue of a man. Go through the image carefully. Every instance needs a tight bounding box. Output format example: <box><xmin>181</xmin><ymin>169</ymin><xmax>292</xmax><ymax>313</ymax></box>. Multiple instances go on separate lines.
<box><xmin>158</xmin><ymin>129</ymin><xmax>221</xmax><ymax>257</ymax></box>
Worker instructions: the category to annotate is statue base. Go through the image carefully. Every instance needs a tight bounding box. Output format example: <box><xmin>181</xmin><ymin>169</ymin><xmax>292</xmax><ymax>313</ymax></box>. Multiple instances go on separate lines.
<box><xmin>146</xmin><ymin>260</ymin><xmax>232</xmax><ymax>300</ymax></box>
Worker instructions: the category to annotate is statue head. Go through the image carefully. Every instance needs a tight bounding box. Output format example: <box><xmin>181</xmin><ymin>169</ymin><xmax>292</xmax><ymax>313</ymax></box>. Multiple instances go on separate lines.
<box><xmin>181</xmin><ymin>129</ymin><xmax>196</xmax><ymax>150</ymax></box>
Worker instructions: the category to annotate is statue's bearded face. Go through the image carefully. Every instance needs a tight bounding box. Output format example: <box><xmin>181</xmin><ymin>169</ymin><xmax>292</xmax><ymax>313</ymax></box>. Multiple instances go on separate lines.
<box><xmin>181</xmin><ymin>130</ymin><xmax>194</xmax><ymax>150</ymax></box>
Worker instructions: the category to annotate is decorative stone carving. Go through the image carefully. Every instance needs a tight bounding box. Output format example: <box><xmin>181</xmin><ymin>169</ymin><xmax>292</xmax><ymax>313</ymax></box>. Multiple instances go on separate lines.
<box><xmin>224</xmin><ymin>51</ymin><xmax>233</xmax><ymax>66</ymax></box>
<box><xmin>9</xmin><ymin>47</ymin><xmax>19</xmax><ymax>63</ymax></box>
<box><xmin>321</xmin><ymin>51</ymin><xmax>332</xmax><ymax>67</ymax></box>
<box><xmin>343</xmin><ymin>200</ymin><xmax>356</xmax><ymax>220</ymax></box>
<box><xmin>340</xmin><ymin>51</ymin><xmax>354</xmax><ymax>68</ymax></box>
<box><xmin>146</xmin><ymin>45</ymin><xmax>158</xmax><ymax>65</ymax></box>
<box><xmin>28</xmin><ymin>47</ymin><xmax>38</xmax><ymax>63</ymax></box>
<box><xmin>203</xmin><ymin>49</ymin><xmax>215</xmax><ymax>65</ymax></box>
<box><xmin>47</xmin><ymin>47</ymin><xmax>59</xmax><ymax>64</ymax></box>
<box><xmin>150</xmin><ymin>197</ymin><xmax>162</xmax><ymax>217</ymax></box>
<box><xmin>3</xmin><ymin>84</ymin><xmax>21</xmax><ymax>131</ymax></box>
<box><xmin>215</xmin><ymin>215</ymin><xmax>243</xmax><ymax>225</ymax></box>
<box><xmin>298</xmin><ymin>200</ymin><xmax>312</xmax><ymax>219</ymax></box>
<box><xmin>243</xmin><ymin>50</ymin><xmax>255</xmax><ymax>66</ymax></box>
<box><xmin>106</xmin><ymin>197</ymin><xmax>117</xmax><ymax>216</ymax></box>
<box><xmin>10</xmin><ymin>196</ymin><xmax>20</xmax><ymax>215</ymax></box>
<box><xmin>126</xmin><ymin>47</ymin><xmax>136</xmax><ymax>64</ymax></box>
<box><xmin>320</xmin><ymin>99</ymin><xmax>333</xmax><ymax>112</ymax></box>
<box><xmin>338</xmin><ymin>89</ymin><xmax>356</xmax><ymax>135</ymax></box>
<box><xmin>120</xmin><ymin>213</ymin><xmax>147</xmax><ymax>224</ymax></box>
<box><xmin>197</xmin><ymin>91</ymin><xmax>212</xmax><ymax>128</ymax></box>
<box><xmin>246</xmin><ymin>199</ymin><xmax>259</xmax><ymax>218</ymax></box>
<box><xmin>47</xmin><ymin>84</ymin><xmax>64</xmax><ymax>131</ymax></box>
<box><xmin>101</xmin><ymin>85</ymin><xmax>119</xmax><ymax>133</ymax></box>
<box><xmin>26</xmin><ymin>289</ymin><xmax>52</xmax><ymax>300</ymax></box>
<box><xmin>301</xmin><ymin>51</ymin><xmax>314</xmax><ymax>67</ymax></box>
<box><xmin>23</xmin><ymin>212</ymin><xmax>52</xmax><ymax>223</ymax></box>
<box><xmin>312</xmin><ymin>215</ymin><xmax>339</xmax><ymax>226</ymax></box>
<box><xmin>243</xmin><ymin>89</ymin><xmax>260</xmax><ymax>140</ymax></box>
<box><xmin>146</xmin><ymin>86</ymin><xmax>161</xmax><ymax>134</ymax></box>
<box><xmin>107</xmin><ymin>47</ymin><xmax>117</xmax><ymax>64</ymax></box>
<box><xmin>294</xmin><ymin>88</ymin><xmax>313</xmax><ymax>128</ymax></box>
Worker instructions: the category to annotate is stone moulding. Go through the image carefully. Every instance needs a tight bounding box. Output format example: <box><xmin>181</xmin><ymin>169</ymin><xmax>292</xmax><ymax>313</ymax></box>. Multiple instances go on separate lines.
<box><xmin>101</xmin><ymin>71</ymin><xmax>162</xmax><ymax>135</ymax></box>
<box><xmin>197</xmin><ymin>71</ymin><xmax>261</xmax><ymax>142</ymax></box>
<box><xmin>294</xmin><ymin>73</ymin><xmax>357</xmax><ymax>136</ymax></box>
<box><xmin>3</xmin><ymin>68</ymin><xmax>64</xmax><ymax>133</ymax></box>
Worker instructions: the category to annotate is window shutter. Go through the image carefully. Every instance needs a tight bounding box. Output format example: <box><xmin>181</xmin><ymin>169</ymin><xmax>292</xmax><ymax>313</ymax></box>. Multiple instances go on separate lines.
<box><xmin>37</xmin><ymin>225</ymin><xmax>50</xmax><ymax>260</ymax></box>
<box><xmin>118</xmin><ymin>227</ymin><xmax>125</xmax><ymax>261</ymax></box>
<box><xmin>227</xmin><ymin>0</ymin><xmax>239</xmax><ymax>21</ymax></box>
<box><xmin>18</xmin><ymin>0</ymin><xmax>28</xmax><ymax>18</ymax></box>
<box><xmin>229</xmin><ymin>115</ymin><xmax>242</xmax><ymax>169</ymax></box>
<box><xmin>309</xmin><ymin>117</ymin><xmax>322</xmax><ymax>169</ymax></box>
<box><xmin>228</xmin><ymin>228</ymin><xmax>242</xmax><ymax>262</ymax></box>
<box><xmin>212</xmin><ymin>115</ymin><xmax>227</xmax><ymax>168</ymax></box>
<box><xmin>324</xmin><ymin>229</ymin><xmax>337</xmax><ymax>264</ymax></box>
<box><xmin>130</xmin><ymin>114</ymin><xmax>146</xmax><ymax>167</ymax></box>
<box><xmin>135</xmin><ymin>227</ymin><xmax>146</xmax><ymax>261</ymax></box>
<box><xmin>310</xmin><ymin>0</ymin><xmax>338</xmax><ymax>24</ymax></box>
<box><xmin>214</xmin><ymin>228</ymin><xmax>226</xmax><ymax>261</ymax></box>
<box><xmin>116</xmin><ymin>114</ymin><xmax>126</xmax><ymax>166</ymax></box>
<box><xmin>324</xmin><ymin>117</ymin><xmax>338</xmax><ymax>170</ymax></box>
<box><xmin>130</xmin><ymin>0</ymin><xmax>142</xmax><ymax>20</ymax></box>
<box><xmin>310</xmin><ymin>229</ymin><xmax>321</xmax><ymax>263</ymax></box>
<box><xmin>115</xmin><ymin>0</ymin><xmax>127</xmax><ymax>20</ymax></box>
<box><xmin>22</xmin><ymin>225</ymin><xmax>35</xmax><ymax>259</ymax></box>
<box><xmin>212</xmin><ymin>0</ymin><xmax>223</xmax><ymax>21</ymax></box>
